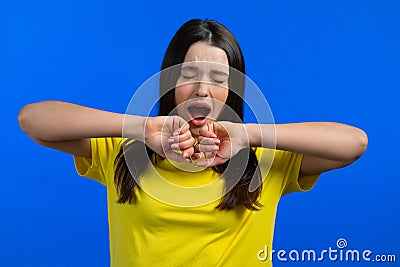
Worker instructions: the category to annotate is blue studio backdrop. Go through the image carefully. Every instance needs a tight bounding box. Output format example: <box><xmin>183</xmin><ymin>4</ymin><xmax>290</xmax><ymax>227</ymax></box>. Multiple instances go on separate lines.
<box><xmin>2</xmin><ymin>0</ymin><xmax>399</xmax><ymax>266</ymax></box>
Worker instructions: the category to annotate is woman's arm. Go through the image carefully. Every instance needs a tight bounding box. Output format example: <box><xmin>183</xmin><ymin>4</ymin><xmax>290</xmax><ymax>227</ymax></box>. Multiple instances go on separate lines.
<box><xmin>18</xmin><ymin>100</ymin><xmax>195</xmax><ymax>161</ymax></box>
<box><xmin>190</xmin><ymin>121</ymin><xmax>368</xmax><ymax>174</ymax></box>
<box><xmin>245</xmin><ymin>122</ymin><xmax>368</xmax><ymax>176</ymax></box>
<box><xmin>18</xmin><ymin>101</ymin><xmax>142</xmax><ymax>157</ymax></box>
<box><xmin>18</xmin><ymin>101</ymin><xmax>134</xmax><ymax>141</ymax></box>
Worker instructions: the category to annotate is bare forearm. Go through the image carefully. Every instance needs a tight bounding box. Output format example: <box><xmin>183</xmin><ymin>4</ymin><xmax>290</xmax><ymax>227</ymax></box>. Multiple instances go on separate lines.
<box><xmin>18</xmin><ymin>100</ymin><xmax>145</xmax><ymax>141</ymax></box>
<box><xmin>245</xmin><ymin>122</ymin><xmax>368</xmax><ymax>161</ymax></box>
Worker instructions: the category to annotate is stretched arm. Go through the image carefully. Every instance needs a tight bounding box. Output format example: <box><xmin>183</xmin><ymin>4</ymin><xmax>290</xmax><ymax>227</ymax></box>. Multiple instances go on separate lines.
<box><xmin>190</xmin><ymin>121</ymin><xmax>368</xmax><ymax>176</ymax></box>
<box><xmin>246</xmin><ymin>122</ymin><xmax>368</xmax><ymax>176</ymax></box>
<box><xmin>18</xmin><ymin>101</ymin><xmax>137</xmax><ymax>157</ymax></box>
<box><xmin>18</xmin><ymin>101</ymin><xmax>124</xmax><ymax>157</ymax></box>
<box><xmin>18</xmin><ymin>101</ymin><xmax>129</xmax><ymax>141</ymax></box>
<box><xmin>18</xmin><ymin>101</ymin><xmax>195</xmax><ymax>161</ymax></box>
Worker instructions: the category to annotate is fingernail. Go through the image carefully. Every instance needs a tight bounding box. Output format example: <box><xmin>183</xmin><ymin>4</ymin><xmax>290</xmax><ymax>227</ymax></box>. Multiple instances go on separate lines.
<box><xmin>171</xmin><ymin>144</ymin><xmax>179</xmax><ymax>150</ymax></box>
<box><xmin>211</xmin><ymin>133</ymin><xmax>217</xmax><ymax>138</ymax></box>
<box><xmin>214</xmin><ymin>139</ymin><xmax>220</xmax><ymax>144</ymax></box>
<box><xmin>183</xmin><ymin>152</ymin><xmax>188</xmax><ymax>158</ymax></box>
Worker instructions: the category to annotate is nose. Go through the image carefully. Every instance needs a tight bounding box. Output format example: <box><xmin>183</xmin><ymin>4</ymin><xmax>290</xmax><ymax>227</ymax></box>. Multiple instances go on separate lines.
<box><xmin>195</xmin><ymin>82</ymin><xmax>209</xmax><ymax>97</ymax></box>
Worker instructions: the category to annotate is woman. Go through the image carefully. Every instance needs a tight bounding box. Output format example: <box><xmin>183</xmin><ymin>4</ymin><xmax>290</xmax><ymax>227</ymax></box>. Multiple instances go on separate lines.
<box><xmin>18</xmin><ymin>19</ymin><xmax>368</xmax><ymax>266</ymax></box>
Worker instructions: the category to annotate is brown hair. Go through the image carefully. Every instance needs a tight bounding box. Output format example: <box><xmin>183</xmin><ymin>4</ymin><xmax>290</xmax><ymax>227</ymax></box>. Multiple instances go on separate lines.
<box><xmin>114</xmin><ymin>19</ymin><xmax>263</xmax><ymax>210</ymax></box>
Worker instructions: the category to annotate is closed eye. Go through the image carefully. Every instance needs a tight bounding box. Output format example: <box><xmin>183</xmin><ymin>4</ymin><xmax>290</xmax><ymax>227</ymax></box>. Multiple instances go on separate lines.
<box><xmin>182</xmin><ymin>75</ymin><xmax>197</xmax><ymax>80</ymax></box>
<box><xmin>212</xmin><ymin>79</ymin><xmax>224</xmax><ymax>84</ymax></box>
<box><xmin>211</xmin><ymin>77</ymin><xmax>227</xmax><ymax>84</ymax></box>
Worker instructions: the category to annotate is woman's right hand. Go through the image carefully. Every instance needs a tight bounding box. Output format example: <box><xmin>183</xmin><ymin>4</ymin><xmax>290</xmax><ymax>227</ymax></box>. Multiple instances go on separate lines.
<box><xmin>143</xmin><ymin>116</ymin><xmax>195</xmax><ymax>162</ymax></box>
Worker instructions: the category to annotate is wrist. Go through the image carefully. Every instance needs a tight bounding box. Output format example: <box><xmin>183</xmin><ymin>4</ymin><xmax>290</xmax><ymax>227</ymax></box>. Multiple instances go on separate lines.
<box><xmin>244</xmin><ymin>123</ymin><xmax>261</xmax><ymax>147</ymax></box>
<box><xmin>244</xmin><ymin>123</ymin><xmax>275</xmax><ymax>148</ymax></box>
<box><xmin>123</xmin><ymin>115</ymin><xmax>147</xmax><ymax>142</ymax></box>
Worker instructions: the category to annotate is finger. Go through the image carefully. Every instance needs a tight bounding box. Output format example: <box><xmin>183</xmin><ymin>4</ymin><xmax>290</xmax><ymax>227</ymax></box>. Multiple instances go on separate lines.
<box><xmin>173</xmin><ymin>120</ymin><xmax>190</xmax><ymax>135</ymax></box>
<box><xmin>191</xmin><ymin>152</ymin><xmax>203</xmax><ymax>160</ymax></box>
<box><xmin>196</xmin><ymin>121</ymin><xmax>215</xmax><ymax>137</ymax></box>
<box><xmin>181</xmin><ymin>146</ymin><xmax>194</xmax><ymax>158</ymax></box>
<box><xmin>195</xmin><ymin>142</ymin><xmax>219</xmax><ymax>153</ymax></box>
<box><xmin>198</xmin><ymin>136</ymin><xmax>220</xmax><ymax>145</ymax></box>
<box><xmin>168</xmin><ymin>130</ymin><xmax>193</xmax><ymax>144</ymax></box>
<box><xmin>171</xmin><ymin>116</ymin><xmax>188</xmax><ymax>131</ymax></box>
<box><xmin>173</xmin><ymin>128</ymin><xmax>191</xmax><ymax>140</ymax></box>
<box><xmin>170</xmin><ymin>137</ymin><xmax>195</xmax><ymax>151</ymax></box>
<box><xmin>199</xmin><ymin>124</ymin><xmax>217</xmax><ymax>138</ymax></box>
<box><xmin>192</xmin><ymin>151</ymin><xmax>217</xmax><ymax>160</ymax></box>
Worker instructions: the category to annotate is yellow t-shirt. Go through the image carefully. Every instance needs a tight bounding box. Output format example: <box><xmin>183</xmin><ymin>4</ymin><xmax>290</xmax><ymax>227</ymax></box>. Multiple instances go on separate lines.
<box><xmin>74</xmin><ymin>137</ymin><xmax>320</xmax><ymax>267</ymax></box>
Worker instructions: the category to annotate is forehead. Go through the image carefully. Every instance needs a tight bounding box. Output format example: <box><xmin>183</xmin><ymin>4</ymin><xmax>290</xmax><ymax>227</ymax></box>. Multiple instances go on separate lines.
<box><xmin>184</xmin><ymin>41</ymin><xmax>229</xmax><ymax>66</ymax></box>
<box><xmin>182</xmin><ymin>42</ymin><xmax>229</xmax><ymax>75</ymax></box>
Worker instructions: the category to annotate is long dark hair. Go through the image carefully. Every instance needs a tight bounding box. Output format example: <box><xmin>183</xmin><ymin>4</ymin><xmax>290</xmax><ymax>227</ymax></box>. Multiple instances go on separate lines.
<box><xmin>114</xmin><ymin>19</ymin><xmax>262</xmax><ymax>210</ymax></box>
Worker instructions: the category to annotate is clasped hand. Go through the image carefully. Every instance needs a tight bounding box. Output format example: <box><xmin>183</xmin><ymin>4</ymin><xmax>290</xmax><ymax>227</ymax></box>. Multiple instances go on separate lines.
<box><xmin>144</xmin><ymin>116</ymin><xmax>248</xmax><ymax>167</ymax></box>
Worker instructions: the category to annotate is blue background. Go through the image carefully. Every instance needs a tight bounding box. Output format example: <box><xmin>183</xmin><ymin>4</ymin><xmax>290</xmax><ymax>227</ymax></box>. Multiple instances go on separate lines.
<box><xmin>2</xmin><ymin>0</ymin><xmax>399</xmax><ymax>266</ymax></box>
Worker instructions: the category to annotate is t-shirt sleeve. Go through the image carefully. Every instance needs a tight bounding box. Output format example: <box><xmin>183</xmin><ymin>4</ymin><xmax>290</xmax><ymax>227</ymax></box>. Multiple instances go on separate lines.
<box><xmin>73</xmin><ymin>137</ymin><xmax>123</xmax><ymax>186</ymax></box>
<box><xmin>280</xmin><ymin>151</ymin><xmax>320</xmax><ymax>195</ymax></box>
<box><xmin>262</xmin><ymin>149</ymin><xmax>320</xmax><ymax>196</ymax></box>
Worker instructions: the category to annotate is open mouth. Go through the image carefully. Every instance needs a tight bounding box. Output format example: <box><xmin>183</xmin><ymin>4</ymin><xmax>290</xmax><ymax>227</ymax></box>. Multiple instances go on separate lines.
<box><xmin>187</xmin><ymin>103</ymin><xmax>211</xmax><ymax>126</ymax></box>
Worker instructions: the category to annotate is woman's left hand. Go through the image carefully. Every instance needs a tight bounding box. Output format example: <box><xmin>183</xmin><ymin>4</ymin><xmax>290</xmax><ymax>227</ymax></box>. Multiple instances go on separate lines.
<box><xmin>192</xmin><ymin>121</ymin><xmax>249</xmax><ymax>167</ymax></box>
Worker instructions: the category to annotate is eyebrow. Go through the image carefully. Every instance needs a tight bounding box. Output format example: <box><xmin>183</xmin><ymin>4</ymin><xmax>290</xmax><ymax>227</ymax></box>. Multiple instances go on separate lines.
<box><xmin>210</xmin><ymin>70</ymin><xmax>229</xmax><ymax>77</ymax></box>
<box><xmin>181</xmin><ymin>66</ymin><xmax>228</xmax><ymax>77</ymax></box>
<box><xmin>181</xmin><ymin>66</ymin><xmax>198</xmax><ymax>71</ymax></box>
